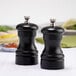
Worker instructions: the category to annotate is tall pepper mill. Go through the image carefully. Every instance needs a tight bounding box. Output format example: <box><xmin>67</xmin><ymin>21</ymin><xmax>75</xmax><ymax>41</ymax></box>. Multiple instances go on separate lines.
<box><xmin>16</xmin><ymin>16</ymin><xmax>38</xmax><ymax>65</ymax></box>
<box><xmin>41</xmin><ymin>19</ymin><xmax>64</xmax><ymax>69</ymax></box>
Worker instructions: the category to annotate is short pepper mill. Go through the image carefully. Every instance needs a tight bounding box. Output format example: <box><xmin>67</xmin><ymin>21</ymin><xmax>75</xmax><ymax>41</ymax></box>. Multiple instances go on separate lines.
<box><xmin>15</xmin><ymin>16</ymin><xmax>38</xmax><ymax>65</ymax></box>
<box><xmin>41</xmin><ymin>19</ymin><xmax>64</xmax><ymax>69</ymax></box>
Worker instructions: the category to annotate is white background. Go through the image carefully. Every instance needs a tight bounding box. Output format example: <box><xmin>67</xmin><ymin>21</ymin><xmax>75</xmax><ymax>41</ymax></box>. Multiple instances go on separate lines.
<box><xmin>0</xmin><ymin>43</ymin><xmax>76</xmax><ymax>76</ymax></box>
<box><xmin>0</xmin><ymin>0</ymin><xmax>76</xmax><ymax>25</ymax></box>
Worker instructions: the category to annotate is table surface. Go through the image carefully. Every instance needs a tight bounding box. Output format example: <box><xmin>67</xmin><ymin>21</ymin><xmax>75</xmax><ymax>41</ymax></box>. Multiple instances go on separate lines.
<box><xmin>0</xmin><ymin>43</ymin><xmax>76</xmax><ymax>76</ymax></box>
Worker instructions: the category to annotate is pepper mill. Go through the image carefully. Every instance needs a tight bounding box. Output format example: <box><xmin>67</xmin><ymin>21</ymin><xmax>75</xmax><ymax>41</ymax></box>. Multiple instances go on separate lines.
<box><xmin>15</xmin><ymin>16</ymin><xmax>38</xmax><ymax>65</ymax></box>
<box><xmin>41</xmin><ymin>19</ymin><xmax>64</xmax><ymax>69</ymax></box>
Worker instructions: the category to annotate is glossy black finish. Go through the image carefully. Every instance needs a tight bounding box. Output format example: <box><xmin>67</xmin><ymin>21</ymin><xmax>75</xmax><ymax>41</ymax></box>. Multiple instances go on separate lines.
<box><xmin>41</xmin><ymin>20</ymin><xmax>64</xmax><ymax>69</ymax></box>
<box><xmin>15</xmin><ymin>17</ymin><xmax>38</xmax><ymax>65</ymax></box>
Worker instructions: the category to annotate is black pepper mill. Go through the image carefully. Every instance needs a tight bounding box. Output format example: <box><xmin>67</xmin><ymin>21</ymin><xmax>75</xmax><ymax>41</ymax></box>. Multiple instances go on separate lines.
<box><xmin>41</xmin><ymin>19</ymin><xmax>64</xmax><ymax>69</ymax></box>
<box><xmin>16</xmin><ymin>16</ymin><xmax>38</xmax><ymax>65</ymax></box>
